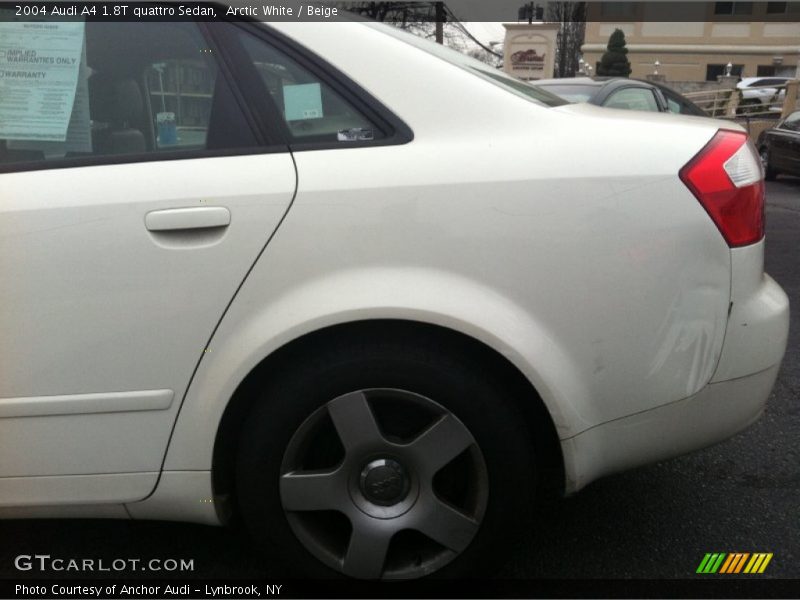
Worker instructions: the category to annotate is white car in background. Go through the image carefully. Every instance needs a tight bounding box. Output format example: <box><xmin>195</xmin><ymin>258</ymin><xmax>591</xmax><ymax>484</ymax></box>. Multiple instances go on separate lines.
<box><xmin>0</xmin><ymin>17</ymin><xmax>790</xmax><ymax>580</ymax></box>
<box><xmin>737</xmin><ymin>76</ymin><xmax>791</xmax><ymax>111</ymax></box>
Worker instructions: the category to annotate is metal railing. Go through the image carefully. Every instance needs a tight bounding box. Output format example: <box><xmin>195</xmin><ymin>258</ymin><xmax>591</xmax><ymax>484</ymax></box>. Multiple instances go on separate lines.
<box><xmin>683</xmin><ymin>80</ymin><xmax>799</xmax><ymax>119</ymax></box>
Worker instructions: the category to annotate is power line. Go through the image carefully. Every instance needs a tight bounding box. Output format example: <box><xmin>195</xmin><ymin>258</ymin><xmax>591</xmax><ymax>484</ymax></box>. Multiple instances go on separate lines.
<box><xmin>442</xmin><ymin>6</ymin><xmax>504</xmax><ymax>59</ymax></box>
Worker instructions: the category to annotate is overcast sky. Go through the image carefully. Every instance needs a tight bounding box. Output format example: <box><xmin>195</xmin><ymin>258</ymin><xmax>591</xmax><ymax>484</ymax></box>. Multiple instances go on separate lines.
<box><xmin>460</xmin><ymin>22</ymin><xmax>508</xmax><ymax>48</ymax></box>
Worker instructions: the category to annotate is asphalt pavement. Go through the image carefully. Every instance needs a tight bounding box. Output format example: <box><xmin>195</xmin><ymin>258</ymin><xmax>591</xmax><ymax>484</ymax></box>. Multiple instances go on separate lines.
<box><xmin>1</xmin><ymin>178</ymin><xmax>797</xmax><ymax>583</ymax></box>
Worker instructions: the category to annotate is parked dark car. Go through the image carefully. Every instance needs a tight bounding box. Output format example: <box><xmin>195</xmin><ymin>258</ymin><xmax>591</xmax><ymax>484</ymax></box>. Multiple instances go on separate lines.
<box><xmin>758</xmin><ymin>110</ymin><xmax>800</xmax><ymax>180</ymax></box>
<box><xmin>531</xmin><ymin>76</ymin><xmax>707</xmax><ymax>117</ymax></box>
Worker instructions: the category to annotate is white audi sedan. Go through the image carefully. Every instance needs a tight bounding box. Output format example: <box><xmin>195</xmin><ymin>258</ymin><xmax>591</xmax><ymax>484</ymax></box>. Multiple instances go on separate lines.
<box><xmin>0</xmin><ymin>17</ymin><xmax>789</xmax><ymax>580</ymax></box>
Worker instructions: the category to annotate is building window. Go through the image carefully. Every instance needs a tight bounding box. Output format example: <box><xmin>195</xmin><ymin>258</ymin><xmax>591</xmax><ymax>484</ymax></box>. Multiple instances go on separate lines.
<box><xmin>600</xmin><ymin>2</ymin><xmax>637</xmax><ymax>17</ymax></box>
<box><xmin>706</xmin><ymin>64</ymin><xmax>744</xmax><ymax>81</ymax></box>
<box><xmin>766</xmin><ymin>2</ymin><xmax>800</xmax><ymax>13</ymax></box>
<box><xmin>714</xmin><ymin>2</ymin><xmax>754</xmax><ymax>15</ymax></box>
<box><xmin>757</xmin><ymin>65</ymin><xmax>776</xmax><ymax>76</ymax></box>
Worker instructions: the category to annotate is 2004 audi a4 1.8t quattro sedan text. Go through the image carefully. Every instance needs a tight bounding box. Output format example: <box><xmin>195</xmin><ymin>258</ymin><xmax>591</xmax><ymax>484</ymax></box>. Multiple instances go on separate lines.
<box><xmin>0</xmin><ymin>17</ymin><xmax>789</xmax><ymax>580</ymax></box>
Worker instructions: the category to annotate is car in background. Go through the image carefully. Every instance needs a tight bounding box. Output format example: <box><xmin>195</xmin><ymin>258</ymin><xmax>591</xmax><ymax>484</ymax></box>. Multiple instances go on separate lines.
<box><xmin>531</xmin><ymin>76</ymin><xmax>707</xmax><ymax>116</ymax></box>
<box><xmin>737</xmin><ymin>76</ymin><xmax>791</xmax><ymax>112</ymax></box>
<box><xmin>757</xmin><ymin>109</ymin><xmax>800</xmax><ymax>179</ymax></box>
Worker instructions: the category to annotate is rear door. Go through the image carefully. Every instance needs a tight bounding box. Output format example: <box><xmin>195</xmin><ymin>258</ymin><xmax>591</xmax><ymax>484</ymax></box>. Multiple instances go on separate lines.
<box><xmin>0</xmin><ymin>20</ymin><xmax>295</xmax><ymax>505</ymax></box>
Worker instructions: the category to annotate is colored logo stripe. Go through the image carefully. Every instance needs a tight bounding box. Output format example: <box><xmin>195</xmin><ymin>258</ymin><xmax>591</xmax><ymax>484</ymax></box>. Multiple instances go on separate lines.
<box><xmin>719</xmin><ymin>554</ymin><xmax>735</xmax><ymax>573</ymax></box>
<box><xmin>720</xmin><ymin>553</ymin><xmax>749</xmax><ymax>573</ymax></box>
<box><xmin>744</xmin><ymin>553</ymin><xmax>773</xmax><ymax>574</ymax></box>
<box><xmin>697</xmin><ymin>553</ymin><xmax>773</xmax><ymax>574</ymax></box>
<box><xmin>697</xmin><ymin>553</ymin><xmax>726</xmax><ymax>573</ymax></box>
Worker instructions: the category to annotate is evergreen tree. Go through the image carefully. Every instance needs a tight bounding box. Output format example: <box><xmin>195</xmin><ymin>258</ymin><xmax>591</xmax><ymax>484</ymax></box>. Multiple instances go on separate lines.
<box><xmin>596</xmin><ymin>28</ymin><xmax>632</xmax><ymax>77</ymax></box>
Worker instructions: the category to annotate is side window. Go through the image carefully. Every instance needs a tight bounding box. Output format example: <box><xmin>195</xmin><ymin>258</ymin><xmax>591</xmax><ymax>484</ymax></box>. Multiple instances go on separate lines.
<box><xmin>781</xmin><ymin>111</ymin><xmax>800</xmax><ymax>131</ymax></box>
<box><xmin>0</xmin><ymin>20</ymin><xmax>258</xmax><ymax>169</ymax></box>
<box><xmin>234</xmin><ymin>30</ymin><xmax>386</xmax><ymax>145</ymax></box>
<box><xmin>758</xmin><ymin>79</ymin><xmax>787</xmax><ymax>87</ymax></box>
<box><xmin>666</xmin><ymin>97</ymin><xmax>682</xmax><ymax>114</ymax></box>
<box><xmin>663</xmin><ymin>91</ymin><xmax>699</xmax><ymax>116</ymax></box>
<box><xmin>604</xmin><ymin>88</ymin><xmax>660</xmax><ymax>112</ymax></box>
<box><xmin>146</xmin><ymin>59</ymin><xmax>216</xmax><ymax>149</ymax></box>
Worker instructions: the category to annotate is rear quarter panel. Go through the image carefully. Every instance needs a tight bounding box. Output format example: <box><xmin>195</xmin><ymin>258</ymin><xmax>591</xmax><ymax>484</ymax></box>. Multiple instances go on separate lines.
<box><xmin>163</xmin><ymin>23</ymin><xmax>732</xmax><ymax>471</ymax></box>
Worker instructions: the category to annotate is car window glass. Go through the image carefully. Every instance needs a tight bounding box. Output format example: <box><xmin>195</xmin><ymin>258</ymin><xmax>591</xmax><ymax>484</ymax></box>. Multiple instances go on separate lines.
<box><xmin>659</xmin><ymin>89</ymin><xmax>702</xmax><ymax>116</ymax></box>
<box><xmin>146</xmin><ymin>59</ymin><xmax>215</xmax><ymax>149</ymax></box>
<box><xmin>781</xmin><ymin>111</ymin><xmax>800</xmax><ymax>131</ymax></box>
<box><xmin>535</xmin><ymin>84</ymin><xmax>597</xmax><ymax>103</ymax></box>
<box><xmin>604</xmin><ymin>88</ymin><xmax>659</xmax><ymax>112</ymax></box>
<box><xmin>753</xmin><ymin>79</ymin><xmax>779</xmax><ymax>87</ymax></box>
<box><xmin>666</xmin><ymin>96</ymin><xmax>682</xmax><ymax>114</ymax></box>
<box><xmin>235</xmin><ymin>30</ymin><xmax>384</xmax><ymax>145</ymax></box>
<box><xmin>0</xmin><ymin>20</ymin><xmax>258</xmax><ymax>170</ymax></box>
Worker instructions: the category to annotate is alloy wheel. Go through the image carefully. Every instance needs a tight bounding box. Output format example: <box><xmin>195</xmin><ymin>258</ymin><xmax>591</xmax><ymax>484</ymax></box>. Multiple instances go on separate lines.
<box><xmin>279</xmin><ymin>388</ymin><xmax>489</xmax><ymax>579</ymax></box>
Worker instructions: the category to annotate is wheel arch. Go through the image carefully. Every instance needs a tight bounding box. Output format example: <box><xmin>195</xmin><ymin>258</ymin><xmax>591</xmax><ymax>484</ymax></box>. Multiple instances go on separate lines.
<box><xmin>211</xmin><ymin>319</ymin><xmax>566</xmax><ymax>515</ymax></box>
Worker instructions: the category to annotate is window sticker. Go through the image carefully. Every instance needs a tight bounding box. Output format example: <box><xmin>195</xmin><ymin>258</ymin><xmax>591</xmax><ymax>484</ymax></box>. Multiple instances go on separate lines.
<box><xmin>283</xmin><ymin>83</ymin><xmax>323</xmax><ymax>121</ymax></box>
<box><xmin>8</xmin><ymin>36</ymin><xmax>91</xmax><ymax>155</ymax></box>
<box><xmin>337</xmin><ymin>128</ymin><xmax>374</xmax><ymax>142</ymax></box>
<box><xmin>156</xmin><ymin>111</ymin><xmax>178</xmax><ymax>146</ymax></box>
<box><xmin>0</xmin><ymin>18</ymin><xmax>85</xmax><ymax>142</ymax></box>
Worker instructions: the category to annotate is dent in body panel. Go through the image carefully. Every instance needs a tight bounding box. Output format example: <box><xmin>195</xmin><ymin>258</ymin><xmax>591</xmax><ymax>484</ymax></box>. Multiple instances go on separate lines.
<box><xmin>645</xmin><ymin>283</ymin><xmax>726</xmax><ymax>398</ymax></box>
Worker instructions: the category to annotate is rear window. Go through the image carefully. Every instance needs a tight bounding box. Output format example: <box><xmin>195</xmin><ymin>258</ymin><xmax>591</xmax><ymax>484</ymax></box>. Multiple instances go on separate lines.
<box><xmin>532</xmin><ymin>84</ymin><xmax>598</xmax><ymax>103</ymax></box>
<box><xmin>367</xmin><ymin>22</ymin><xmax>566</xmax><ymax>108</ymax></box>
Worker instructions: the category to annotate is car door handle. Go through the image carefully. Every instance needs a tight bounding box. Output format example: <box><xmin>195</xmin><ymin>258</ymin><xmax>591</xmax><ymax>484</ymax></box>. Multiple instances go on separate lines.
<box><xmin>145</xmin><ymin>207</ymin><xmax>231</xmax><ymax>232</ymax></box>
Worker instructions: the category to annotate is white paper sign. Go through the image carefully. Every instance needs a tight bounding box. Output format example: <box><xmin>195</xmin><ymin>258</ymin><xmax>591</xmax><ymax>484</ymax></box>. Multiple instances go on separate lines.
<box><xmin>8</xmin><ymin>36</ymin><xmax>92</xmax><ymax>156</ymax></box>
<box><xmin>0</xmin><ymin>19</ymin><xmax>85</xmax><ymax>142</ymax></box>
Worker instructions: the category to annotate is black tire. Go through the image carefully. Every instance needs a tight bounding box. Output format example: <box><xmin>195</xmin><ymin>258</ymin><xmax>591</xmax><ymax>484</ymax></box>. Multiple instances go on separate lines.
<box><xmin>235</xmin><ymin>334</ymin><xmax>536</xmax><ymax>580</ymax></box>
<box><xmin>760</xmin><ymin>146</ymin><xmax>777</xmax><ymax>181</ymax></box>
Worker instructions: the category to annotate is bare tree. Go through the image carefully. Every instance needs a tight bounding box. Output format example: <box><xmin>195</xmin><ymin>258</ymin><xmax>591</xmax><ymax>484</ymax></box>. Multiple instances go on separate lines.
<box><xmin>341</xmin><ymin>1</ymin><xmax>503</xmax><ymax>67</ymax></box>
<box><xmin>546</xmin><ymin>2</ymin><xmax>586</xmax><ymax>78</ymax></box>
<box><xmin>341</xmin><ymin>2</ymin><xmax>444</xmax><ymax>39</ymax></box>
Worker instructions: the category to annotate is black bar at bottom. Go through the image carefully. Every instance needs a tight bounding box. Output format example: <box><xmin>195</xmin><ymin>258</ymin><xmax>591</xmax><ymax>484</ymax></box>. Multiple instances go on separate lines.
<box><xmin>1</xmin><ymin>578</ymin><xmax>799</xmax><ymax>599</ymax></box>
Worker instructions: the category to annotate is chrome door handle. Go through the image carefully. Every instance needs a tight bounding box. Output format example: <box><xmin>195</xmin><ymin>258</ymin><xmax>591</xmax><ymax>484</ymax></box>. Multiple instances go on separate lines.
<box><xmin>145</xmin><ymin>207</ymin><xmax>231</xmax><ymax>232</ymax></box>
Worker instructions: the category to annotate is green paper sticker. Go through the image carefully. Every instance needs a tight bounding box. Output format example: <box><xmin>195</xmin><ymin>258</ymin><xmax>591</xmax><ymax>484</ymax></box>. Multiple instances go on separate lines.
<box><xmin>283</xmin><ymin>83</ymin><xmax>323</xmax><ymax>121</ymax></box>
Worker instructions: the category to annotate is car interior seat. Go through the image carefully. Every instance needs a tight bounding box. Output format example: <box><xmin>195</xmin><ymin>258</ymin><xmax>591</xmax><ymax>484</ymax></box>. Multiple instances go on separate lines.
<box><xmin>89</xmin><ymin>74</ymin><xmax>147</xmax><ymax>155</ymax></box>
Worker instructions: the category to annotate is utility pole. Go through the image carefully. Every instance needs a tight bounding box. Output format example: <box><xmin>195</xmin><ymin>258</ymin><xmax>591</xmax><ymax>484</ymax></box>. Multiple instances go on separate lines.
<box><xmin>435</xmin><ymin>2</ymin><xmax>445</xmax><ymax>44</ymax></box>
<box><xmin>519</xmin><ymin>2</ymin><xmax>543</xmax><ymax>24</ymax></box>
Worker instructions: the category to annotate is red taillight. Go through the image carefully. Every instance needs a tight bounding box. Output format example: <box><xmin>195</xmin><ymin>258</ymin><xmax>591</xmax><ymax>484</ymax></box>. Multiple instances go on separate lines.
<box><xmin>679</xmin><ymin>129</ymin><xmax>765</xmax><ymax>247</ymax></box>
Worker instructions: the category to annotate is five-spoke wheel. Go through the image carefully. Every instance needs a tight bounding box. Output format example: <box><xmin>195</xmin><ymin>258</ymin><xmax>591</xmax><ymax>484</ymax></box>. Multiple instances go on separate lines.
<box><xmin>279</xmin><ymin>389</ymin><xmax>488</xmax><ymax>579</ymax></box>
<box><xmin>235</xmin><ymin>333</ymin><xmax>536</xmax><ymax>580</ymax></box>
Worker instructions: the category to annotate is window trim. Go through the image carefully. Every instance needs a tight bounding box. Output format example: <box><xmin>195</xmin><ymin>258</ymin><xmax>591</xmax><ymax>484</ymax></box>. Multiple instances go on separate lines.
<box><xmin>0</xmin><ymin>145</ymin><xmax>286</xmax><ymax>175</ymax></box>
<box><xmin>218</xmin><ymin>19</ymin><xmax>414</xmax><ymax>152</ymax></box>
<box><xmin>201</xmin><ymin>20</ymin><xmax>290</xmax><ymax>149</ymax></box>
